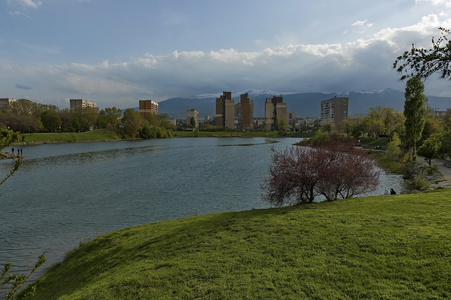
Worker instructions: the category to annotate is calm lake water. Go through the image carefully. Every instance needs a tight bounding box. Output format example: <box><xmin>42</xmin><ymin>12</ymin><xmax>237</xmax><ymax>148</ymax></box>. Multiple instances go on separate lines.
<box><xmin>0</xmin><ymin>137</ymin><xmax>404</xmax><ymax>282</ymax></box>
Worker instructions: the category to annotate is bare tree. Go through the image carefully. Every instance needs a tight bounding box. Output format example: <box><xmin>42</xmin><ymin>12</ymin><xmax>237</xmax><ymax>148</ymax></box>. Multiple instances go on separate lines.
<box><xmin>262</xmin><ymin>144</ymin><xmax>380</xmax><ymax>206</ymax></box>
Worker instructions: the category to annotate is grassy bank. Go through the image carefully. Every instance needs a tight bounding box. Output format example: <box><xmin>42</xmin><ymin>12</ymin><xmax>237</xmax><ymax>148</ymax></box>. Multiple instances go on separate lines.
<box><xmin>16</xmin><ymin>130</ymin><xmax>122</xmax><ymax>144</ymax></box>
<box><xmin>22</xmin><ymin>190</ymin><xmax>451</xmax><ymax>299</ymax></box>
<box><xmin>14</xmin><ymin>130</ymin><xmax>312</xmax><ymax>145</ymax></box>
<box><xmin>173</xmin><ymin>131</ymin><xmax>313</xmax><ymax>138</ymax></box>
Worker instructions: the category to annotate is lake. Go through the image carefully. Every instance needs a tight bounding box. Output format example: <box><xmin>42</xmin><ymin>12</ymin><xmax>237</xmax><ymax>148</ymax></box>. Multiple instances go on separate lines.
<box><xmin>0</xmin><ymin>137</ymin><xmax>404</xmax><ymax>283</ymax></box>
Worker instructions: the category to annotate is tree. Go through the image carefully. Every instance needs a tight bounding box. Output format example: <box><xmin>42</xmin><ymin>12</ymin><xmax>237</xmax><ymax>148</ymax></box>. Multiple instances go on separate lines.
<box><xmin>385</xmin><ymin>132</ymin><xmax>403</xmax><ymax>162</ymax></box>
<box><xmin>418</xmin><ymin>133</ymin><xmax>442</xmax><ymax>165</ymax></box>
<box><xmin>71</xmin><ymin>107</ymin><xmax>99</xmax><ymax>132</ymax></box>
<box><xmin>97</xmin><ymin>107</ymin><xmax>122</xmax><ymax>132</ymax></box>
<box><xmin>342</xmin><ymin>113</ymin><xmax>366</xmax><ymax>138</ymax></box>
<box><xmin>0</xmin><ymin>115</ymin><xmax>42</xmax><ymax>133</ymax></box>
<box><xmin>58</xmin><ymin>109</ymin><xmax>74</xmax><ymax>132</ymax></box>
<box><xmin>40</xmin><ymin>109</ymin><xmax>62</xmax><ymax>132</ymax></box>
<box><xmin>394</xmin><ymin>28</ymin><xmax>451</xmax><ymax>80</ymax></box>
<box><xmin>422</xmin><ymin>107</ymin><xmax>442</xmax><ymax>141</ymax></box>
<box><xmin>121</xmin><ymin>109</ymin><xmax>142</xmax><ymax>138</ymax></box>
<box><xmin>262</xmin><ymin>143</ymin><xmax>379</xmax><ymax>206</ymax></box>
<box><xmin>404</xmin><ymin>76</ymin><xmax>426</xmax><ymax>159</ymax></box>
<box><xmin>0</xmin><ymin>127</ymin><xmax>22</xmax><ymax>151</ymax></box>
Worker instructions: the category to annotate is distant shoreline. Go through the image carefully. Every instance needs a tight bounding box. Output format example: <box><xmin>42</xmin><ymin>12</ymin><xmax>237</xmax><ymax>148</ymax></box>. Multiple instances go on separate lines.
<box><xmin>10</xmin><ymin>130</ymin><xmax>311</xmax><ymax>146</ymax></box>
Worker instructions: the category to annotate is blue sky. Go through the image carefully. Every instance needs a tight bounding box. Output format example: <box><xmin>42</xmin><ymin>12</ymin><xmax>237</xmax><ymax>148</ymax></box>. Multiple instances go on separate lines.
<box><xmin>1</xmin><ymin>0</ymin><xmax>451</xmax><ymax>109</ymax></box>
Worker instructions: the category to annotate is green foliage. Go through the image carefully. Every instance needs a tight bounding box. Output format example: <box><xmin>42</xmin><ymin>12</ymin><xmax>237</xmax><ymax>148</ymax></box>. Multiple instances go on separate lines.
<box><xmin>40</xmin><ymin>110</ymin><xmax>62</xmax><ymax>132</ymax></box>
<box><xmin>385</xmin><ymin>132</ymin><xmax>403</xmax><ymax>161</ymax></box>
<box><xmin>418</xmin><ymin>133</ymin><xmax>442</xmax><ymax>165</ymax></box>
<box><xmin>404</xmin><ymin>76</ymin><xmax>426</xmax><ymax>158</ymax></box>
<box><xmin>22</xmin><ymin>130</ymin><xmax>121</xmax><ymax>144</ymax></box>
<box><xmin>342</xmin><ymin>113</ymin><xmax>366</xmax><ymax>138</ymax></box>
<box><xmin>1</xmin><ymin>255</ymin><xmax>46</xmax><ymax>300</ymax></box>
<box><xmin>394</xmin><ymin>27</ymin><xmax>451</xmax><ymax>80</ymax></box>
<box><xmin>442</xmin><ymin>129</ymin><xmax>451</xmax><ymax>157</ymax></box>
<box><xmin>307</xmin><ymin>130</ymin><xmax>331</xmax><ymax>146</ymax></box>
<box><xmin>22</xmin><ymin>191</ymin><xmax>451</xmax><ymax>299</ymax></box>
<box><xmin>121</xmin><ymin>109</ymin><xmax>141</xmax><ymax>138</ymax></box>
<box><xmin>0</xmin><ymin>127</ymin><xmax>22</xmax><ymax>151</ymax></box>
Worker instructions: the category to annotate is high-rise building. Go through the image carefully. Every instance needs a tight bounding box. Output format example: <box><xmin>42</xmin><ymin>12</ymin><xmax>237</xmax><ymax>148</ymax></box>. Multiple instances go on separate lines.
<box><xmin>215</xmin><ymin>91</ymin><xmax>235</xmax><ymax>129</ymax></box>
<box><xmin>139</xmin><ymin>100</ymin><xmax>158</xmax><ymax>117</ymax></box>
<box><xmin>186</xmin><ymin>109</ymin><xmax>199</xmax><ymax>128</ymax></box>
<box><xmin>0</xmin><ymin>98</ymin><xmax>17</xmax><ymax>107</ymax></box>
<box><xmin>239</xmin><ymin>93</ymin><xmax>254</xmax><ymax>131</ymax></box>
<box><xmin>70</xmin><ymin>99</ymin><xmax>97</xmax><ymax>111</ymax></box>
<box><xmin>264</xmin><ymin>96</ymin><xmax>288</xmax><ymax>131</ymax></box>
<box><xmin>320</xmin><ymin>97</ymin><xmax>348</xmax><ymax>127</ymax></box>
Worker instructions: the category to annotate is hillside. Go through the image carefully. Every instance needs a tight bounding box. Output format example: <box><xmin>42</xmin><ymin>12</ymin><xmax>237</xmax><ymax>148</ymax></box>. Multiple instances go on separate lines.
<box><xmin>22</xmin><ymin>190</ymin><xmax>451</xmax><ymax>299</ymax></box>
<box><xmin>158</xmin><ymin>88</ymin><xmax>451</xmax><ymax>119</ymax></box>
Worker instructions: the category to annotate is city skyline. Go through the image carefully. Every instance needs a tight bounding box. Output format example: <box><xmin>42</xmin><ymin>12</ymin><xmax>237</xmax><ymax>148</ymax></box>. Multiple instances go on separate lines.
<box><xmin>1</xmin><ymin>0</ymin><xmax>451</xmax><ymax>109</ymax></box>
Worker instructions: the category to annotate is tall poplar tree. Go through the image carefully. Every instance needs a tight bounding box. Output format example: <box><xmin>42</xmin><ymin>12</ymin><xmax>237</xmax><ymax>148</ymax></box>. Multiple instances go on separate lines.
<box><xmin>404</xmin><ymin>76</ymin><xmax>426</xmax><ymax>158</ymax></box>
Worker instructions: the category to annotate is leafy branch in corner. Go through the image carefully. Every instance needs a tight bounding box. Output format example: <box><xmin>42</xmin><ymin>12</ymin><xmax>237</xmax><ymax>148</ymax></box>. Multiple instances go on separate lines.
<box><xmin>393</xmin><ymin>27</ymin><xmax>451</xmax><ymax>80</ymax></box>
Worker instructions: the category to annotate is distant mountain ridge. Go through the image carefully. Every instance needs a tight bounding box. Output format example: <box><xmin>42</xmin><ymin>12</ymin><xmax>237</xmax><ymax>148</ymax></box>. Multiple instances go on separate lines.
<box><xmin>158</xmin><ymin>88</ymin><xmax>451</xmax><ymax>119</ymax></box>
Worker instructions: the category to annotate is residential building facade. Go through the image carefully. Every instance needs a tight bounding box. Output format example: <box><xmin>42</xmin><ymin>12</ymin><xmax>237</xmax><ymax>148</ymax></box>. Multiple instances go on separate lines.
<box><xmin>70</xmin><ymin>99</ymin><xmax>97</xmax><ymax>111</ymax></box>
<box><xmin>0</xmin><ymin>98</ymin><xmax>17</xmax><ymax>107</ymax></box>
<box><xmin>215</xmin><ymin>91</ymin><xmax>235</xmax><ymax>129</ymax></box>
<box><xmin>320</xmin><ymin>97</ymin><xmax>348</xmax><ymax>127</ymax></box>
<box><xmin>139</xmin><ymin>100</ymin><xmax>159</xmax><ymax>117</ymax></box>
<box><xmin>239</xmin><ymin>93</ymin><xmax>254</xmax><ymax>131</ymax></box>
<box><xmin>186</xmin><ymin>109</ymin><xmax>199</xmax><ymax>128</ymax></box>
<box><xmin>264</xmin><ymin>96</ymin><xmax>288</xmax><ymax>131</ymax></box>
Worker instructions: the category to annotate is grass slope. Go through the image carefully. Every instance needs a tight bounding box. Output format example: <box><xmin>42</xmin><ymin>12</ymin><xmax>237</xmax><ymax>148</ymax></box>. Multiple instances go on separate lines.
<box><xmin>23</xmin><ymin>191</ymin><xmax>451</xmax><ymax>299</ymax></box>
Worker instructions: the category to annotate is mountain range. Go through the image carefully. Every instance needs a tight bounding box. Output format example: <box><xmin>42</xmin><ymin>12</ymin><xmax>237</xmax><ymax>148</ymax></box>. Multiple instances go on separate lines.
<box><xmin>157</xmin><ymin>88</ymin><xmax>451</xmax><ymax>119</ymax></box>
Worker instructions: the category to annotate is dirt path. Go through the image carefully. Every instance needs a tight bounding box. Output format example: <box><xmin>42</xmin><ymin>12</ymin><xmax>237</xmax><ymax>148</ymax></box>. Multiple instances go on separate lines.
<box><xmin>431</xmin><ymin>159</ymin><xmax>451</xmax><ymax>188</ymax></box>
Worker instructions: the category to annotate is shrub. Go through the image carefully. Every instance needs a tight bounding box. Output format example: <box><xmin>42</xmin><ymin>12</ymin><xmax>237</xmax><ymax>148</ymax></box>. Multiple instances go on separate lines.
<box><xmin>262</xmin><ymin>144</ymin><xmax>380</xmax><ymax>206</ymax></box>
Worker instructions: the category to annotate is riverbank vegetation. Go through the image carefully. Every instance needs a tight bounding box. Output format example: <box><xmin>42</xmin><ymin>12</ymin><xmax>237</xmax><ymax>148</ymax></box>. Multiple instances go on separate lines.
<box><xmin>263</xmin><ymin>139</ymin><xmax>379</xmax><ymax>205</ymax></box>
<box><xmin>20</xmin><ymin>189</ymin><xmax>451</xmax><ymax>299</ymax></box>
<box><xmin>18</xmin><ymin>129</ymin><xmax>122</xmax><ymax>144</ymax></box>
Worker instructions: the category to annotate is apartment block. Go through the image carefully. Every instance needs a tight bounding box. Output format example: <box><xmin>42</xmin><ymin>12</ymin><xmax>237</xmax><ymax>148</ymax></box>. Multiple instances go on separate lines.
<box><xmin>236</xmin><ymin>93</ymin><xmax>254</xmax><ymax>131</ymax></box>
<box><xmin>139</xmin><ymin>100</ymin><xmax>159</xmax><ymax>117</ymax></box>
<box><xmin>264</xmin><ymin>96</ymin><xmax>288</xmax><ymax>131</ymax></box>
<box><xmin>215</xmin><ymin>91</ymin><xmax>235</xmax><ymax>129</ymax></box>
<box><xmin>70</xmin><ymin>99</ymin><xmax>97</xmax><ymax>111</ymax></box>
<box><xmin>320</xmin><ymin>97</ymin><xmax>348</xmax><ymax>127</ymax></box>
<box><xmin>186</xmin><ymin>109</ymin><xmax>199</xmax><ymax>128</ymax></box>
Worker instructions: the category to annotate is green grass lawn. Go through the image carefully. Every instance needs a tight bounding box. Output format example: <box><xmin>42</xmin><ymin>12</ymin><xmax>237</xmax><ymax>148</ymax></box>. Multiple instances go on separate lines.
<box><xmin>21</xmin><ymin>189</ymin><xmax>451</xmax><ymax>299</ymax></box>
<box><xmin>18</xmin><ymin>130</ymin><xmax>121</xmax><ymax>144</ymax></box>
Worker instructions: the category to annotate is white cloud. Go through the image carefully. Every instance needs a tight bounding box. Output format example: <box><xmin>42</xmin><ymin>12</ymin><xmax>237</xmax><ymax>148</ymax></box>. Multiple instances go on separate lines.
<box><xmin>2</xmin><ymin>8</ymin><xmax>451</xmax><ymax>108</ymax></box>
<box><xmin>7</xmin><ymin>0</ymin><xmax>42</xmax><ymax>9</ymax></box>
<box><xmin>416</xmin><ymin>0</ymin><xmax>451</xmax><ymax>7</ymax></box>
<box><xmin>8</xmin><ymin>11</ymin><xmax>31</xmax><ymax>18</ymax></box>
<box><xmin>352</xmin><ymin>19</ymin><xmax>373</xmax><ymax>28</ymax></box>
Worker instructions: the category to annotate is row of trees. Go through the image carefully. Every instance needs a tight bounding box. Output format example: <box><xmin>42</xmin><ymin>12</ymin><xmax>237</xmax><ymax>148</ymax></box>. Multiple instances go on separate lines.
<box><xmin>0</xmin><ymin>100</ymin><xmax>176</xmax><ymax>139</ymax></box>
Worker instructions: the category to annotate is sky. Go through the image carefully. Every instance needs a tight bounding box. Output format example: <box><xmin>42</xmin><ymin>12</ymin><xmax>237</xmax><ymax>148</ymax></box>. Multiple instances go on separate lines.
<box><xmin>1</xmin><ymin>0</ymin><xmax>451</xmax><ymax>109</ymax></box>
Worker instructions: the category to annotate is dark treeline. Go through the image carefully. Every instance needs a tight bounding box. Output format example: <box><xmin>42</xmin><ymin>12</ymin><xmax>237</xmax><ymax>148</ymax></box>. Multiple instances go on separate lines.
<box><xmin>0</xmin><ymin>99</ymin><xmax>175</xmax><ymax>139</ymax></box>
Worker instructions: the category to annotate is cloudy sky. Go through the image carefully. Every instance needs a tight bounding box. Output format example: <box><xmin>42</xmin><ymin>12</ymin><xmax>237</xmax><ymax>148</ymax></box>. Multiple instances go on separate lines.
<box><xmin>1</xmin><ymin>0</ymin><xmax>451</xmax><ymax>109</ymax></box>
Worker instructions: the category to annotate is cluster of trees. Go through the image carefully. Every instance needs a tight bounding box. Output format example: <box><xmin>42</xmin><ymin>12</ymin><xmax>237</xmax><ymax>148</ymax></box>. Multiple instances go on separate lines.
<box><xmin>262</xmin><ymin>137</ymin><xmax>379</xmax><ymax>205</ymax></box>
<box><xmin>0</xmin><ymin>100</ymin><xmax>175</xmax><ymax>139</ymax></box>
<box><xmin>263</xmin><ymin>27</ymin><xmax>451</xmax><ymax>206</ymax></box>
